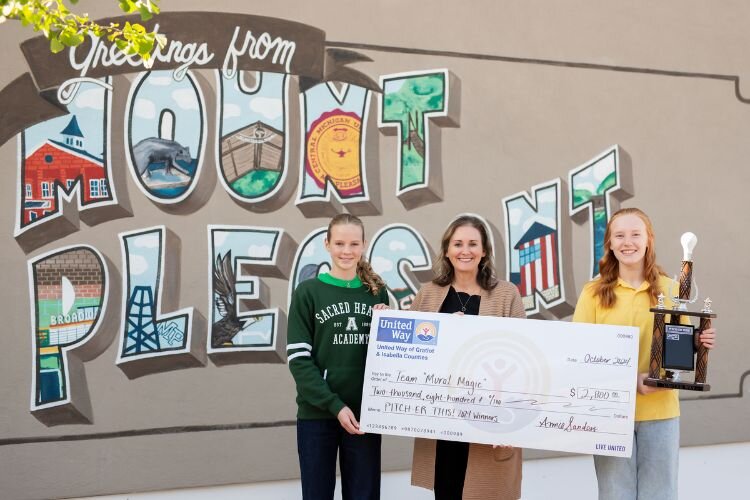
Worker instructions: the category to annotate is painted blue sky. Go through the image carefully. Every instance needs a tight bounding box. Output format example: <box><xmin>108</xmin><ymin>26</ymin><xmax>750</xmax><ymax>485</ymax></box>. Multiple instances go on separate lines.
<box><xmin>290</xmin><ymin>226</ymin><xmax>429</xmax><ymax>293</ymax></box>
<box><xmin>129</xmin><ymin>70</ymin><xmax>203</xmax><ymax>154</ymax></box>
<box><xmin>212</xmin><ymin>229</ymin><xmax>279</xmax><ymax>263</ymax></box>
<box><xmin>293</xmin><ymin>229</ymin><xmax>330</xmax><ymax>288</ymax></box>
<box><xmin>571</xmin><ymin>152</ymin><xmax>616</xmax><ymax>195</ymax></box>
<box><xmin>305</xmin><ymin>83</ymin><xmax>366</xmax><ymax>124</ymax></box>
<box><xmin>24</xmin><ymin>79</ymin><xmax>108</xmax><ymax>159</ymax></box>
<box><xmin>383</xmin><ymin>79</ymin><xmax>406</xmax><ymax>94</ymax></box>
<box><xmin>368</xmin><ymin>226</ymin><xmax>429</xmax><ymax>289</ymax></box>
<box><xmin>124</xmin><ymin>231</ymin><xmax>161</xmax><ymax>293</ymax></box>
<box><xmin>123</xmin><ymin>230</ymin><xmax>188</xmax><ymax>349</ymax></box>
<box><xmin>220</xmin><ymin>71</ymin><xmax>286</xmax><ymax>136</ymax></box>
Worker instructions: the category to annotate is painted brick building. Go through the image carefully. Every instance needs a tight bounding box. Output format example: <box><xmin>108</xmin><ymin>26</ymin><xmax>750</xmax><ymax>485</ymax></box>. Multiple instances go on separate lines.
<box><xmin>22</xmin><ymin>116</ymin><xmax>109</xmax><ymax>224</ymax></box>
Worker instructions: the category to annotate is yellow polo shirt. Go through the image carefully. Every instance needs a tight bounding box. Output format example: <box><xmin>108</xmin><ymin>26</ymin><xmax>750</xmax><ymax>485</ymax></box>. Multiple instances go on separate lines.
<box><xmin>573</xmin><ymin>275</ymin><xmax>680</xmax><ymax>421</ymax></box>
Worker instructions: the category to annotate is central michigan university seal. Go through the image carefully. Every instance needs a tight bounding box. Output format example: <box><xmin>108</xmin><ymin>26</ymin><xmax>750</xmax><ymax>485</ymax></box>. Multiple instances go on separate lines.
<box><xmin>305</xmin><ymin>109</ymin><xmax>363</xmax><ymax>196</ymax></box>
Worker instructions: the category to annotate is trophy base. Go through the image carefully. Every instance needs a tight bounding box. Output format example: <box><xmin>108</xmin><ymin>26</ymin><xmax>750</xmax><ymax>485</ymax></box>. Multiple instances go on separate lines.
<box><xmin>644</xmin><ymin>377</ymin><xmax>711</xmax><ymax>392</ymax></box>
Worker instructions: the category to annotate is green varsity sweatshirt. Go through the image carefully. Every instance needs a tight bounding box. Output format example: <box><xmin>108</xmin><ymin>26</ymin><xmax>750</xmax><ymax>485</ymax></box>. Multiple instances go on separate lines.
<box><xmin>287</xmin><ymin>274</ymin><xmax>388</xmax><ymax>420</ymax></box>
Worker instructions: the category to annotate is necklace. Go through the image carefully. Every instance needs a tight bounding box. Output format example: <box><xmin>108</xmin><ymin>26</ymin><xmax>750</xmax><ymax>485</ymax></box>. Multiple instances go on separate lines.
<box><xmin>453</xmin><ymin>287</ymin><xmax>475</xmax><ymax>312</ymax></box>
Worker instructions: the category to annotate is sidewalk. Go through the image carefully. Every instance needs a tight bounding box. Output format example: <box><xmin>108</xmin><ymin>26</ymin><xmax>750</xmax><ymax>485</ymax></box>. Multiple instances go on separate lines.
<box><xmin>77</xmin><ymin>441</ymin><xmax>749</xmax><ymax>500</ymax></box>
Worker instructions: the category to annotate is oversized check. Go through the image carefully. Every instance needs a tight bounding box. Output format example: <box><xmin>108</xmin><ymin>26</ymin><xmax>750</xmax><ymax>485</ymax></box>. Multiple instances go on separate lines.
<box><xmin>360</xmin><ymin>310</ymin><xmax>639</xmax><ymax>457</ymax></box>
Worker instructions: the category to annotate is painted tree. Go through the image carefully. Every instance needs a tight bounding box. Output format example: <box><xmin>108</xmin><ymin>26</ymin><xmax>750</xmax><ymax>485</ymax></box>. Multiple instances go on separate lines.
<box><xmin>0</xmin><ymin>0</ymin><xmax>164</xmax><ymax>63</ymax></box>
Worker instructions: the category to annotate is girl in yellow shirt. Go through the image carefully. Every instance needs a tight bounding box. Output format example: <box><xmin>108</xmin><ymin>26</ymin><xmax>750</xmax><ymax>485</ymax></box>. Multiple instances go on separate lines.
<box><xmin>573</xmin><ymin>208</ymin><xmax>715</xmax><ymax>500</ymax></box>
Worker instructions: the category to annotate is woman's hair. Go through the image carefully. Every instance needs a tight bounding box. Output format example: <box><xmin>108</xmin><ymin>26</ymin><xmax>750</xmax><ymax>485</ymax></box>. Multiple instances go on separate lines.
<box><xmin>593</xmin><ymin>207</ymin><xmax>666</xmax><ymax>308</ymax></box>
<box><xmin>432</xmin><ymin>214</ymin><xmax>498</xmax><ymax>290</ymax></box>
<box><xmin>326</xmin><ymin>213</ymin><xmax>385</xmax><ymax>295</ymax></box>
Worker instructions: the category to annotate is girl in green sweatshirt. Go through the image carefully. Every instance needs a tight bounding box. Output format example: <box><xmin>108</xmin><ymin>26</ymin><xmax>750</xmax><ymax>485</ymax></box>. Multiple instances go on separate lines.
<box><xmin>287</xmin><ymin>214</ymin><xmax>389</xmax><ymax>500</ymax></box>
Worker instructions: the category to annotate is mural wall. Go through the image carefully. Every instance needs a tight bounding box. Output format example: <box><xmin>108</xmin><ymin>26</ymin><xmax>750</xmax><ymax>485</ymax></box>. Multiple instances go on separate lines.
<box><xmin>0</xmin><ymin>3</ymin><xmax>748</xmax><ymax>499</ymax></box>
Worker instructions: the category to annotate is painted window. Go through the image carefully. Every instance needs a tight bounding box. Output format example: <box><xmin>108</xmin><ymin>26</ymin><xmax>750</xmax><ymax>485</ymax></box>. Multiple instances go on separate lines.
<box><xmin>25</xmin><ymin>184</ymin><xmax>32</xmax><ymax>198</ymax></box>
<box><xmin>41</xmin><ymin>182</ymin><xmax>50</xmax><ymax>198</ymax></box>
<box><xmin>519</xmin><ymin>243</ymin><xmax>541</xmax><ymax>266</ymax></box>
<box><xmin>66</xmin><ymin>179</ymin><xmax>74</xmax><ymax>190</ymax></box>
<box><xmin>99</xmin><ymin>179</ymin><xmax>108</xmax><ymax>197</ymax></box>
<box><xmin>90</xmin><ymin>179</ymin><xmax>100</xmax><ymax>198</ymax></box>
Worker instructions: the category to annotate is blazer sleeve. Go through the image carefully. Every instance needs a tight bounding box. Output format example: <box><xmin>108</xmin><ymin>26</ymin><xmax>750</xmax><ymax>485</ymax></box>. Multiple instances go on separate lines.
<box><xmin>508</xmin><ymin>285</ymin><xmax>527</xmax><ymax>319</ymax></box>
<box><xmin>409</xmin><ymin>285</ymin><xmax>426</xmax><ymax>312</ymax></box>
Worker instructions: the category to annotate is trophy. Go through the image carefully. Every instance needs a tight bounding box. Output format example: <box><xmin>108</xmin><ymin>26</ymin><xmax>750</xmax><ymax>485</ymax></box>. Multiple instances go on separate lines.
<box><xmin>644</xmin><ymin>232</ymin><xmax>715</xmax><ymax>391</ymax></box>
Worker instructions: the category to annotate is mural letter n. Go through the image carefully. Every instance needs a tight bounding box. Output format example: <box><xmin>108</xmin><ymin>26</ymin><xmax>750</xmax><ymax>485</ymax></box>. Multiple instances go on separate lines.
<box><xmin>503</xmin><ymin>179</ymin><xmax>573</xmax><ymax>318</ymax></box>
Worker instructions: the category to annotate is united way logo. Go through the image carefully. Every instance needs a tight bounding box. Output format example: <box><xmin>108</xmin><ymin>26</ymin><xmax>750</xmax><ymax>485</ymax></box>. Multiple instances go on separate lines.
<box><xmin>376</xmin><ymin>316</ymin><xmax>439</xmax><ymax>345</ymax></box>
<box><xmin>414</xmin><ymin>321</ymin><xmax>438</xmax><ymax>345</ymax></box>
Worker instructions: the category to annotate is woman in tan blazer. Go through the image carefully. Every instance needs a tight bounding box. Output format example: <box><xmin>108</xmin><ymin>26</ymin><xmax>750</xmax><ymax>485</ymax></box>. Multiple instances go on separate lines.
<box><xmin>410</xmin><ymin>214</ymin><xmax>526</xmax><ymax>500</ymax></box>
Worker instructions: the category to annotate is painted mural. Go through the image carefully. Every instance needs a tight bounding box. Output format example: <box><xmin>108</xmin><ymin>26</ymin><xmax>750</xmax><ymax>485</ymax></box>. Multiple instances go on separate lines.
<box><xmin>288</xmin><ymin>227</ymin><xmax>330</xmax><ymax>296</ymax></box>
<box><xmin>569</xmin><ymin>146</ymin><xmax>630</xmax><ymax>278</ymax></box>
<box><xmin>28</xmin><ymin>245</ymin><xmax>109</xmax><ymax>422</ymax></box>
<box><xmin>367</xmin><ymin>224</ymin><xmax>432</xmax><ymax>310</ymax></box>
<box><xmin>217</xmin><ymin>71</ymin><xmax>290</xmax><ymax>202</ymax></box>
<box><xmin>504</xmin><ymin>179</ymin><xmax>567</xmax><ymax>315</ymax></box>
<box><xmin>16</xmin><ymin>78</ymin><xmax>116</xmax><ymax>233</ymax></box>
<box><xmin>208</xmin><ymin>226</ymin><xmax>293</xmax><ymax>361</ymax></box>
<box><xmin>126</xmin><ymin>70</ymin><xmax>206</xmax><ymax>203</ymax></box>
<box><xmin>116</xmin><ymin>227</ymin><xmax>202</xmax><ymax>377</ymax></box>
<box><xmin>286</xmin><ymin>224</ymin><xmax>432</xmax><ymax>311</ymax></box>
<box><xmin>8</xmin><ymin>57</ymin><xmax>640</xmax><ymax>418</ymax></box>
<box><xmin>379</xmin><ymin>70</ymin><xmax>458</xmax><ymax>207</ymax></box>
<box><xmin>297</xmin><ymin>82</ymin><xmax>374</xmax><ymax>214</ymax></box>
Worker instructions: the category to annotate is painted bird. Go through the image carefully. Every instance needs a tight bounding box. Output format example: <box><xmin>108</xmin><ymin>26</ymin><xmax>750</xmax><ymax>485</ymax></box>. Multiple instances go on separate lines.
<box><xmin>212</xmin><ymin>252</ymin><xmax>257</xmax><ymax>347</ymax></box>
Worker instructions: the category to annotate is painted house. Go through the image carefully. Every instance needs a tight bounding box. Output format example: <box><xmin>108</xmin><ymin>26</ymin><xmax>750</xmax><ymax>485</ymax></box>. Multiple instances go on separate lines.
<box><xmin>23</xmin><ymin>116</ymin><xmax>108</xmax><ymax>224</ymax></box>
<box><xmin>513</xmin><ymin>222</ymin><xmax>560</xmax><ymax>303</ymax></box>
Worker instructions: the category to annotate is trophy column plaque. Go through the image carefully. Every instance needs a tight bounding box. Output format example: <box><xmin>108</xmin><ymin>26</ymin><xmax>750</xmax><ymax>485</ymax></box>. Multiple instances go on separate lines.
<box><xmin>644</xmin><ymin>232</ymin><xmax>716</xmax><ymax>392</ymax></box>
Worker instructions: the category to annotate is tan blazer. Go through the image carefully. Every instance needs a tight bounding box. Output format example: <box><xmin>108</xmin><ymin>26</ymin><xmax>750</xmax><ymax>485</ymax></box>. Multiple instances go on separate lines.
<box><xmin>409</xmin><ymin>281</ymin><xmax>526</xmax><ymax>500</ymax></box>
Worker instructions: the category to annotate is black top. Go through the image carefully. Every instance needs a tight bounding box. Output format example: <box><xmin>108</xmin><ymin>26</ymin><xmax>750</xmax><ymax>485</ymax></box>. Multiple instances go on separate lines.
<box><xmin>435</xmin><ymin>285</ymin><xmax>481</xmax><ymax>498</ymax></box>
<box><xmin>439</xmin><ymin>286</ymin><xmax>481</xmax><ymax>315</ymax></box>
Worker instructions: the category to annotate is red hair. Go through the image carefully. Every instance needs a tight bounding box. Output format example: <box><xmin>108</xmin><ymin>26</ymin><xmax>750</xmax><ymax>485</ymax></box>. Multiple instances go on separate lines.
<box><xmin>593</xmin><ymin>208</ymin><xmax>666</xmax><ymax>308</ymax></box>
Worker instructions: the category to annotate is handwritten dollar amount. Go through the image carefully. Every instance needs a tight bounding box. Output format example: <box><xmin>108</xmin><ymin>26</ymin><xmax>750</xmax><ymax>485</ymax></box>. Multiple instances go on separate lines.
<box><xmin>570</xmin><ymin>387</ymin><xmax>630</xmax><ymax>403</ymax></box>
